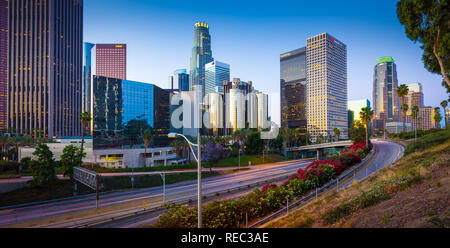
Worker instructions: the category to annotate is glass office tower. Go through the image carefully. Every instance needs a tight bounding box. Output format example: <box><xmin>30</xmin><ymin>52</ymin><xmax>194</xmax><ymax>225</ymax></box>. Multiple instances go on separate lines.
<box><xmin>93</xmin><ymin>76</ymin><xmax>170</xmax><ymax>149</ymax></box>
<box><xmin>190</xmin><ymin>22</ymin><xmax>213</xmax><ymax>98</ymax></box>
<box><xmin>372</xmin><ymin>56</ymin><xmax>400</xmax><ymax>133</ymax></box>
<box><xmin>280</xmin><ymin>47</ymin><xmax>307</xmax><ymax>133</ymax></box>
<box><xmin>168</xmin><ymin>69</ymin><xmax>190</xmax><ymax>92</ymax></box>
<box><xmin>205</xmin><ymin>60</ymin><xmax>230</xmax><ymax>95</ymax></box>
<box><xmin>306</xmin><ymin>33</ymin><xmax>348</xmax><ymax>139</ymax></box>
<box><xmin>8</xmin><ymin>0</ymin><xmax>83</xmax><ymax>137</ymax></box>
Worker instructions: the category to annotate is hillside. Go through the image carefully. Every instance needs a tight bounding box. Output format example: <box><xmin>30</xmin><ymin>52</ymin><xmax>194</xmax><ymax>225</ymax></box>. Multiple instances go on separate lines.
<box><xmin>264</xmin><ymin>130</ymin><xmax>450</xmax><ymax>228</ymax></box>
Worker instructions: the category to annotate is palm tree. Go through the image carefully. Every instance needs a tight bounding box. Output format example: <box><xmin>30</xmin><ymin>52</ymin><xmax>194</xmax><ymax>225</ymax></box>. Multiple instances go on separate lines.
<box><xmin>333</xmin><ymin>128</ymin><xmax>340</xmax><ymax>142</ymax></box>
<box><xmin>142</xmin><ymin>130</ymin><xmax>153</xmax><ymax>167</ymax></box>
<box><xmin>411</xmin><ymin>106</ymin><xmax>419</xmax><ymax>140</ymax></box>
<box><xmin>434</xmin><ymin>107</ymin><xmax>442</xmax><ymax>129</ymax></box>
<box><xmin>441</xmin><ymin>100</ymin><xmax>448</xmax><ymax>129</ymax></box>
<box><xmin>79</xmin><ymin>111</ymin><xmax>92</xmax><ymax>151</ymax></box>
<box><xmin>396</xmin><ymin>84</ymin><xmax>409</xmax><ymax>132</ymax></box>
<box><xmin>360</xmin><ymin>106</ymin><xmax>374</xmax><ymax>148</ymax></box>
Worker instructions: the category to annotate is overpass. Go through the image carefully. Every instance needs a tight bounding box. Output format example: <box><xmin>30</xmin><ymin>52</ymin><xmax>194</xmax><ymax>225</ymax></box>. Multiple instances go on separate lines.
<box><xmin>284</xmin><ymin>140</ymin><xmax>353</xmax><ymax>160</ymax></box>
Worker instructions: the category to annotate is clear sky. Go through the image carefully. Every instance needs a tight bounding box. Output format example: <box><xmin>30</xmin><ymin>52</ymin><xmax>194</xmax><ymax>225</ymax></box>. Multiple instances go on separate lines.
<box><xmin>84</xmin><ymin>0</ymin><xmax>448</xmax><ymax>126</ymax></box>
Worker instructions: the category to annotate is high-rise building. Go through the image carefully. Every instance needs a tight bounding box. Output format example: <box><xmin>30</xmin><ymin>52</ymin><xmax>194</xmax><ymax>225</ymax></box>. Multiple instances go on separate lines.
<box><xmin>405</xmin><ymin>83</ymin><xmax>424</xmax><ymax>114</ymax></box>
<box><xmin>189</xmin><ymin>22</ymin><xmax>213</xmax><ymax>98</ymax></box>
<box><xmin>168</xmin><ymin>69</ymin><xmax>190</xmax><ymax>92</ymax></box>
<box><xmin>7</xmin><ymin>0</ymin><xmax>83</xmax><ymax>137</ymax></box>
<box><xmin>92</xmin><ymin>76</ymin><xmax>170</xmax><ymax>149</ymax></box>
<box><xmin>256</xmin><ymin>92</ymin><xmax>269</xmax><ymax>130</ymax></box>
<box><xmin>247</xmin><ymin>93</ymin><xmax>258</xmax><ymax>129</ymax></box>
<box><xmin>83</xmin><ymin>43</ymin><xmax>95</xmax><ymax>113</ymax></box>
<box><xmin>206</xmin><ymin>92</ymin><xmax>224</xmax><ymax>134</ymax></box>
<box><xmin>205</xmin><ymin>60</ymin><xmax>230</xmax><ymax>95</ymax></box>
<box><xmin>306</xmin><ymin>33</ymin><xmax>348</xmax><ymax>139</ymax></box>
<box><xmin>0</xmin><ymin>0</ymin><xmax>7</xmax><ymax>131</ymax></box>
<box><xmin>96</xmin><ymin>44</ymin><xmax>127</xmax><ymax>80</ymax></box>
<box><xmin>372</xmin><ymin>56</ymin><xmax>400</xmax><ymax>133</ymax></box>
<box><xmin>280</xmin><ymin>47</ymin><xmax>307</xmax><ymax>133</ymax></box>
<box><xmin>406</xmin><ymin>106</ymin><xmax>436</xmax><ymax>131</ymax></box>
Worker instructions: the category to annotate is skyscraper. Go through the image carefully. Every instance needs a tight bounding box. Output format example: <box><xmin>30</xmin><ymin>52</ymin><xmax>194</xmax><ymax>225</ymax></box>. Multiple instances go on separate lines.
<box><xmin>280</xmin><ymin>47</ymin><xmax>307</xmax><ymax>133</ymax></box>
<box><xmin>372</xmin><ymin>56</ymin><xmax>400</xmax><ymax>133</ymax></box>
<box><xmin>83</xmin><ymin>43</ymin><xmax>95</xmax><ymax>113</ymax></box>
<box><xmin>8</xmin><ymin>0</ymin><xmax>83</xmax><ymax>138</ymax></box>
<box><xmin>96</xmin><ymin>44</ymin><xmax>127</xmax><ymax>80</ymax></box>
<box><xmin>0</xmin><ymin>0</ymin><xmax>7</xmax><ymax>131</ymax></box>
<box><xmin>168</xmin><ymin>69</ymin><xmax>190</xmax><ymax>92</ymax></box>
<box><xmin>190</xmin><ymin>22</ymin><xmax>213</xmax><ymax>98</ymax></box>
<box><xmin>93</xmin><ymin>76</ymin><xmax>170</xmax><ymax>149</ymax></box>
<box><xmin>406</xmin><ymin>82</ymin><xmax>424</xmax><ymax>110</ymax></box>
<box><xmin>205</xmin><ymin>60</ymin><xmax>230</xmax><ymax>94</ymax></box>
<box><xmin>306</xmin><ymin>33</ymin><xmax>348</xmax><ymax>139</ymax></box>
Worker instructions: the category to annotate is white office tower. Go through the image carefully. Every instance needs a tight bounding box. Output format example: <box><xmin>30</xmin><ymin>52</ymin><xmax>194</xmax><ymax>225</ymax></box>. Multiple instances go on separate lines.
<box><xmin>229</xmin><ymin>88</ymin><xmax>246</xmax><ymax>131</ymax></box>
<box><xmin>256</xmin><ymin>92</ymin><xmax>269</xmax><ymax>129</ymax></box>
<box><xmin>306</xmin><ymin>33</ymin><xmax>348</xmax><ymax>140</ymax></box>
<box><xmin>247</xmin><ymin>93</ymin><xmax>258</xmax><ymax>129</ymax></box>
<box><xmin>206</xmin><ymin>92</ymin><xmax>224</xmax><ymax>133</ymax></box>
<box><xmin>407</xmin><ymin>82</ymin><xmax>423</xmax><ymax>93</ymax></box>
<box><xmin>205</xmin><ymin>61</ymin><xmax>230</xmax><ymax>95</ymax></box>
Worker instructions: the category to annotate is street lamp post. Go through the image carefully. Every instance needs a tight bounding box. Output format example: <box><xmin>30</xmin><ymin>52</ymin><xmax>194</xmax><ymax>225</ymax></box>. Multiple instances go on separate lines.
<box><xmin>168</xmin><ymin>132</ymin><xmax>201</xmax><ymax>228</ymax></box>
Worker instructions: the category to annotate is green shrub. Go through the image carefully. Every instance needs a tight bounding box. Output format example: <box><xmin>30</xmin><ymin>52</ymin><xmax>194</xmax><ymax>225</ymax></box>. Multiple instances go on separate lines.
<box><xmin>404</xmin><ymin>129</ymin><xmax>450</xmax><ymax>156</ymax></box>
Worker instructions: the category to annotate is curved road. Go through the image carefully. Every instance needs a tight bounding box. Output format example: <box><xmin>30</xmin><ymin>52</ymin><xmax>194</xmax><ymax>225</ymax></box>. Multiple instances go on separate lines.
<box><xmin>0</xmin><ymin>158</ymin><xmax>314</xmax><ymax>227</ymax></box>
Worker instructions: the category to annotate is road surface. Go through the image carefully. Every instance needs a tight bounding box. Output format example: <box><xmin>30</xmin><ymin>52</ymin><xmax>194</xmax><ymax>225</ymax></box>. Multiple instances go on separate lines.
<box><xmin>0</xmin><ymin>158</ymin><xmax>314</xmax><ymax>227</ymax></box>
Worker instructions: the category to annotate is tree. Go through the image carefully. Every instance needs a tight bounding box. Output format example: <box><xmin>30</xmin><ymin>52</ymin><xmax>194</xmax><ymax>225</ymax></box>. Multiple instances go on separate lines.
<box><xmin>244</xmin><ymin>131</ymin><xmax>264</xmax><ymax>155</ymax></box>
<box><xmin>29</xmin><ymin>144</ymin><xmax>57</xmax><ymax>186</ymax></box>
<box><xmin>434</xmin><ymin>107</ymin><xmax>442</xmax><ymax>128</ymax></box>
<box><xmin>79</xmin><ymin>111</ymin><xmax>92</xmax><ymax>152</ymax></box>
<box><xmin>397</xmin><ymin>84</ymin><xmax>409</xmax><ymax>132</ymax></box>
<box><xmin>333</xmin><ymin>128</ymin><xmax>341</xmax><ymax>142</ymax></box>
<box><xmin>397</xmin><ymin>0</ymin><xmax>450</xmax><ymax>89</ymax></box>
<box><xmin>411</xmin><ymin>105</ymin><xmax>420</xmax><ymax>131</ymax></box>
<box><xmin>360</xmin><ymin>106</ymin><xmax>374</xmax><ymax>148</ymax></box>
<box><xmin>142</xmin><ymin>130</ymin><xmax>153</xmax><ymax>167</ymax></box>
<box><xmin>123</xmin><ymin>119</ymin><xmax>151</xmax><ymax>148</ymax></box>
<box><xmin>441</xmin><ymin>100</ymin><xmax>448</xmax><ymax>129</ymax></box>
<box><xmin>60</xmin><ymin>145</ymin><xmax>85</xmax><ymax>179</ymax></box>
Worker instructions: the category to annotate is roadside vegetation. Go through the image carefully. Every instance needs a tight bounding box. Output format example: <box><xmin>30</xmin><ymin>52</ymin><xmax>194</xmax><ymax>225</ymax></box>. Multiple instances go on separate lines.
<box><xmin>149</xmin><ymin>142</ymin><xmax>371</xmax><ymax>228</ymax></box>
<box><xmin>265</xmin><ymin>129</ymin><xmax>450</xmax><ymax>228</ymax></box>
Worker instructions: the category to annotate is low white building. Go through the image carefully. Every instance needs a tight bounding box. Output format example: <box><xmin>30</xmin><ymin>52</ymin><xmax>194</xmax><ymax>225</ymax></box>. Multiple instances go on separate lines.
<box><xmin>19</xmin><ymin>138</ymin><xmax>178</xmax><ymax>168</ymax></box>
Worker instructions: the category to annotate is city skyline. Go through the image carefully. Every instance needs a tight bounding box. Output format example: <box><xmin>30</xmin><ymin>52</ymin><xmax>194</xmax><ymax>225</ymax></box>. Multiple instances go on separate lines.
<box><xmin>84</xmin><ymin>0</ymin><xmax>448</xmax><ymax>126</ymax></box>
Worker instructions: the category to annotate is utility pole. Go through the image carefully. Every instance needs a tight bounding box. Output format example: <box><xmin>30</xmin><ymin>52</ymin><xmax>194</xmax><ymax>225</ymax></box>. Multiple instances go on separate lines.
<box><xmin>197</xmin><ymin>88</ymin><xmax>202</xmax><ymax>229</ymax></box>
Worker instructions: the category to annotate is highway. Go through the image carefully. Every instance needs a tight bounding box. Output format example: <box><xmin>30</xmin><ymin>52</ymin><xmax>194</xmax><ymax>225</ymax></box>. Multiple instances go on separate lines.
<box><xmin>87</xmin><ymin>140</ymin><xmax>405</xmax><ymax>228</ymax></box>
<box><xmin>0</xmin><ymin>158</ymin><xmax>314</xmax><ymax>227</ymax></box>
<box><xmin>338</xmin><ymin>139</ymin><xmax>404</xmax><ymax>190</ymax></box>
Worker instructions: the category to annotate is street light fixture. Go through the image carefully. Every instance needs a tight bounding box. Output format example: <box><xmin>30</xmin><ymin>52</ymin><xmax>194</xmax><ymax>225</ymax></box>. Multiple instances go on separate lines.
<box><xmin>168</xmin><ymin>131</ymin><xmax>202</xmax><ymax>228</ymax></box>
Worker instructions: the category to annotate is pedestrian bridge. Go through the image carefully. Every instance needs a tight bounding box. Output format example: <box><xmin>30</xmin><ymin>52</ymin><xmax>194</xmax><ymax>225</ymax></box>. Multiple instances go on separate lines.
<box><xmin>284</xmin><ymin>140</ymin><xmax>353</xmax><ymax>160</ymax></box>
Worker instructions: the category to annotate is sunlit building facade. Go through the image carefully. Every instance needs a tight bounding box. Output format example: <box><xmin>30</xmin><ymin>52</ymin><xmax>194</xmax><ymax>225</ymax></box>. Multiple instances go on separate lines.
<box><xmin>189</xmin><ymin>22</ymin><xmax>213</xmax><ymax>99</ymax></box>
<box><xmin>96</xmin><ymin>44</ymin><xmax>127</xmax><ymax>80</ymax></box>
<box><xmin>205</xmin><ymin>60</ymin><xmax>230</xmax><ymax>95</ymax></box>
<box><xmin>372</xmin><ymin>56</ymin><xmax>400</xmax><ymax>133</ymax></box>
<box><xmin>306</xmin><ymin>33</ymin><xmax>348</xmax><ymax>139</ymax></box>
<box><xmin>7</xmin><ymin>0</ymin><xmax>83</xmax><ymax>137</ymax></box>
<box><xmin>280</xmin><ymin>47</ymin><xmax>307</xmax><ymax>133</ymax></box>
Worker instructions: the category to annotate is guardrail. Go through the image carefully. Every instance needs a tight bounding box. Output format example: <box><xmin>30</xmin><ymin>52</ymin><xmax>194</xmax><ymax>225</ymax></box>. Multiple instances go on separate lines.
<box><xmin>248</xmin><ymin>146</ymin><xmax>377</xmax><ymax>228</ymax></box>
<box><xmin>36</xmin><ymin>173</ymin><xmax>293</xmax><ymax>228</ymax></box>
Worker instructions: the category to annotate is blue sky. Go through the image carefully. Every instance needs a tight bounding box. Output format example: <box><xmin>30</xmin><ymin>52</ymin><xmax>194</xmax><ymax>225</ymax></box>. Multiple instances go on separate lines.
<box><xmin>84</xmin><ymin>0</ymin><xmax>448</xmax><ymax>125</ymax></box>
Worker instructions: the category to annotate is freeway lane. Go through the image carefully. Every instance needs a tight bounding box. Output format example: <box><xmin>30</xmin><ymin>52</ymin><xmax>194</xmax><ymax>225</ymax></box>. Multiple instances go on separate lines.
<box><xmin>0</xmin><ymin>158</ymin><xmax>314</xmax><ymax>227</ymax></box>
<box><xmin>97</xmin><ymin>139</ymin><xmax>405</xmax><ymax>228</ymax></box>
<box><xmin>338</xmin><ymin>139</ymin><xmax>404</xmax><ymax>190</ymax></box>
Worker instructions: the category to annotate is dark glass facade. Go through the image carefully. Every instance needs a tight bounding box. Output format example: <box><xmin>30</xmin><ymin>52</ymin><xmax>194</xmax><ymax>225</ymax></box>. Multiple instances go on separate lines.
<box><xmin>190</xmin><ymin>22</ymin><xmax>213</xmax><ymax>98</ymax></box>
<box><xmin>0</xmin><ymin>0</ymin><xmax>7</xmax><ymax>130</ymax></box>
<box><xmin>169</xmin><ymin>69</ymin><xmax>190</xmax><ymax>92</ymax></box>
<box><xmin>8</xmin><ymin>0</ymin><xmax>83</xmax><ymax>137</ymax></box>
<box><xmin>280</xmin><ymin>47</ymin><xmax>307</xmax><ymax>132</ymax></box>
<box><xmin>93</xmin><ymin>76</ymin><xmax>169</xmax><ymax>149</ymax></box>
